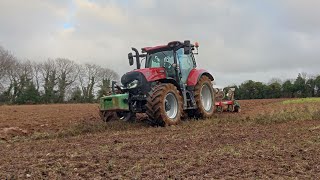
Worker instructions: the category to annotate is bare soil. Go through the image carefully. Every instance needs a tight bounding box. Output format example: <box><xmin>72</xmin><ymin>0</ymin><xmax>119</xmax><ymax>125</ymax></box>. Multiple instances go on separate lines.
<box><xmin>0</xmin><ymin>99</ymin><xmax>319</xmax><ymax>179</ymax></box>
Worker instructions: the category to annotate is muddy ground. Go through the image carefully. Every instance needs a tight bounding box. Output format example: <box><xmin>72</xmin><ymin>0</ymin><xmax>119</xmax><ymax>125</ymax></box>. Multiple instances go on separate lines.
<box><xmin>0</xmin><ymin>99</ymin><xmax>319</xmax><ymax>179</ymax></box>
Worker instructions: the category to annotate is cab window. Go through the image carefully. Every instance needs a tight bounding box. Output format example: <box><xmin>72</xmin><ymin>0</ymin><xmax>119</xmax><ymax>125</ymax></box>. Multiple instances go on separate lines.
<box><xmin>146</xmin><ymin>50</ymin><xmax>175</xmax><ymax>77</ymax></box>
<box><xmin>146</xmin><ymin>50</ymin><xmax>174</xmax><ymax>68</ymax></box>
<box><xmin>176</xmin><ymin>48</ymin><xmax>195</xmax><ymax>83</ymax></box>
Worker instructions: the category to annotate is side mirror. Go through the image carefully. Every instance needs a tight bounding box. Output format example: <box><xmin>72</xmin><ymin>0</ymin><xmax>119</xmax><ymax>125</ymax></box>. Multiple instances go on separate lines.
<box><xmin>184</xmin><ymin>40</ymin><xmax>191</xmax><ymax>55</ymax></box>
<box><xmin>128</xmin><ymin>53</ymin><xmax>134</xmax><ymax>66</ymax></box>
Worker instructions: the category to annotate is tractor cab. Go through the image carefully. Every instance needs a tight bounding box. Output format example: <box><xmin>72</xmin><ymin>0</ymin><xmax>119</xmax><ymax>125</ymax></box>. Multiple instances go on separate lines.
<box><xmin>127</xmin><ymin>40</ymin><xmax>198</xmax><ymax>84</ymax></box>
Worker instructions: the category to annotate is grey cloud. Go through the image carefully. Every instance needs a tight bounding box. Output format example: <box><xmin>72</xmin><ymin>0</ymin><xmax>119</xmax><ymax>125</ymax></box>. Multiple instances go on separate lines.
<box><xmin>0</xmin><ymin>0</ymin><xmax>319</xmax><ymax>87</ymax></box>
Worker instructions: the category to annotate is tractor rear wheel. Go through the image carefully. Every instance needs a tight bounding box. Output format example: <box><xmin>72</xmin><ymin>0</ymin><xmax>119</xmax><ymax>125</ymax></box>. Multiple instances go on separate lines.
<box><xmin>146</xmin><ymin>84</ymin><xmax>183</xmax><ymax>126</ymax></box>
<box><xmin>194</xmin><ymin>76</ymin><xmax>215</xmax><ymax>118</ymax></box>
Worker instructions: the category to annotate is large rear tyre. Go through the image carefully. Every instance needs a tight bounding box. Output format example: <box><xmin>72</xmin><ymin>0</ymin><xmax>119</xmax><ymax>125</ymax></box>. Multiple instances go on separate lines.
<box><xmin>194</xmin><ymin>76</ymin><xmax>215</xmax><ymax>118</ymax></box>
<box><xmin>146</xmin><ymin>84</ymin><xmax>183</xmax><ymax>126</ymax></box>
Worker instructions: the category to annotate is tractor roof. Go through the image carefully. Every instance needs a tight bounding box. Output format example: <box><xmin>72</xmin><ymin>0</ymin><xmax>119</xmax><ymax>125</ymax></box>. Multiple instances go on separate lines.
<box><xmin>142</xmin><ymin>45</ymin><xmax>168</xmax><ymax>52</ymax></box>
<box><xmin>142</xmin><ymin>41</ymin><xmax>186</xmax><ymax>53</ymax></box>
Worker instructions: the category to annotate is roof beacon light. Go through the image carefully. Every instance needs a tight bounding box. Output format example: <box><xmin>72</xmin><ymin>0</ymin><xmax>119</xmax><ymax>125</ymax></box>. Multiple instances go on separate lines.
<box><xmin>194</xmin><ymin>42</ymin><xmax>199</xmax><ymax>55</ymax></box>
<box><xmin>195</xmin><ymin>42</ymin><xmax>199</xmax><ymax>48</ymax></box>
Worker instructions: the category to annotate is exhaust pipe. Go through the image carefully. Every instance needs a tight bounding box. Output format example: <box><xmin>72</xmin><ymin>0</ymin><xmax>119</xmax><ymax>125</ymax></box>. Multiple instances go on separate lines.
<box><xmin>131</xmin><ymin>47</ymin><xmax>141</xmax><ymax>69</ymax></box>
<box><xmin>111</xmin><ymin>81</ymin><xmax>117</xmax><ymax>94</ymax></box>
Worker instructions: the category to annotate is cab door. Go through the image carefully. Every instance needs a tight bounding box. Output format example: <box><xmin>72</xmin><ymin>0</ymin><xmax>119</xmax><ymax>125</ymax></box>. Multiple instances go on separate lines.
<box><xmin>176</xmin><ymin>48</ymin><xmax>196</xmax><ymax>84</ymax></box>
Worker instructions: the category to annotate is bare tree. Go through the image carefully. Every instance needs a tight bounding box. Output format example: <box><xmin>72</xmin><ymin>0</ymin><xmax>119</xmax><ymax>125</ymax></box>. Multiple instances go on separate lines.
<box><xmin>0</xmin><ymin>46</ymin><xmax>16</xmax><ymax>84</ymax></box>
<box><xmin>40</xmin><ymin>59</ymin><xmax>57</xmax><ymax>103</ymax></box>
<box><xmin>55</xmin><ymin>58</ymin><xmax>79</xmax><ymax>102</ymax></box>
<box><xmin>4</xmin><ymin>57</ymin><xmax>18</xmax><ymax>102</ymax></box>
<box><xmin>100</xmin><ymin>67</ymin><xmax>119</xmax><ymax>82</ymax></box>
<box><xmin>97</xmin><ymin>67</ymin><xmax>119</xmax><ymax>97</ymax></box>
<box><xmin>268</xmin><ymin>78</ymin><xmax>282</xmax><ymax>85</ymax></box>
<box><xmin>78</xmin><ymin>63</ymin><xmax>102</xmax><ymax>102</ymax></box>
<box><xmin>5</xmin><ymin>59</ymin><xmax>34</xmax><ymax>102</ymax></box>
<box><xmin>31</xmin><ymin>61</ymin><xmax>42</xmax><ymax>92</ymax></box>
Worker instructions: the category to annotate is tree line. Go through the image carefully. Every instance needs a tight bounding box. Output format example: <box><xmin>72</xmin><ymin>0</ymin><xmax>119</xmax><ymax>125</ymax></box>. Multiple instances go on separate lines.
<box><xmin>225</xmin><ymin>73</ymin><xmax>320</xmax><ymax>100</ymax></box>
<box><xmin>2</xmin><ymin>45</ymin><xmax>319</xmax><ymax>104</ymax></box>
<box><xmin>0</xmin><ymin>46</ymin><xmax>119</xmax><ymax>104</ymax></box>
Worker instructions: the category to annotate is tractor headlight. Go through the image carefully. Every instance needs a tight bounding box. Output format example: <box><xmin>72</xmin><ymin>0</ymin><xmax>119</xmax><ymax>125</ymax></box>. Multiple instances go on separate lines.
<box><xmin>127</xmin><ymin>80</ymin><xmax>138</xmax><ymax>89</ymax></box>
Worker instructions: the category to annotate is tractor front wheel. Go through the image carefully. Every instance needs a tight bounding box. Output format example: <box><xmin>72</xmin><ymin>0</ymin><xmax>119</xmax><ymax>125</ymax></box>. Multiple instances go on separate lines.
<box><xmin>194</xmin><ymin>76</ymin><xmax>215</xmax><ymax>118</ymax></box>
<box><xmin>146</xmin><ymin>84</ymin><xmax>183</xmax><ymax>126</ymax></box>
<box><xmin>99</xmin><ymin>111</ymin><xmax>115</xmax><ymax>122</ymax></box>
<box><xmin>116</xmin><ymin>111</ymin><xmax>136</xmax><ymax>122</ymax></box>
<box><xmin>100</xmin><ymin>111</ymin><xmax>135</xmax><ymax>122</ymax></box>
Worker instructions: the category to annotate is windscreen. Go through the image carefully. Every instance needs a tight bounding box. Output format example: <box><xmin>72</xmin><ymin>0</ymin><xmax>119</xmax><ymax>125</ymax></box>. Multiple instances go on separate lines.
<box><xmin>145</xmin><ymin>50</ymin><xmax>174</xmax><ymax>68</ymax></box>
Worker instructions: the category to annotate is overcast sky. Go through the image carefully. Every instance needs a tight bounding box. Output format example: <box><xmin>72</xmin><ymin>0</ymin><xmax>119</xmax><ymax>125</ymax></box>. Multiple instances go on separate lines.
<box><xmin>1</xmin><ymin>0</ymin><xmax>319</xmax><ymax>87</ymax></box>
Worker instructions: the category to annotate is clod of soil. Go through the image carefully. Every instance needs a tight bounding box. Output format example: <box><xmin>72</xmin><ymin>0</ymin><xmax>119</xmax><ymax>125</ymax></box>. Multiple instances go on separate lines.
<box><xmin>0</xmin><ymin>127</ymin><xmax>28</xmax><ymax>140</ymax></box>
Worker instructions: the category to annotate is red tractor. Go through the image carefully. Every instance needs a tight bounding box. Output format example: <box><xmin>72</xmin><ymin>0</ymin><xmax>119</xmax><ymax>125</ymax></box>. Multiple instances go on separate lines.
<box><xmin>99</xmin><ymin>40</ymin><xmax>215</xmax><ymax>126</ymax></box>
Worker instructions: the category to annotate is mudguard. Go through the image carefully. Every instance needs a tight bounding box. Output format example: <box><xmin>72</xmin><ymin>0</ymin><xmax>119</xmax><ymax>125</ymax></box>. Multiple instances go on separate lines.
<box><xmin>187</xmin><ymin>69</ymin><xmax>214</xmax><ymax>86</ymax></box>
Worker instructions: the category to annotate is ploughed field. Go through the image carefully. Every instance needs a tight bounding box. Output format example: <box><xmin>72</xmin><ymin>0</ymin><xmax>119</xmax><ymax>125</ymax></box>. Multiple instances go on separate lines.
<box><xmin>0</xmin><ymin>99</ymin><xmax>320</xmax><ymax>179</ymax></box>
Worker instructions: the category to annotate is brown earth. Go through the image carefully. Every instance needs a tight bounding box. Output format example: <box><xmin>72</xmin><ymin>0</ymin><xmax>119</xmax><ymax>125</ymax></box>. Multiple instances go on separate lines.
<box><xmin>0</xmin><ymin>99</ymin><xmax>319</xmax><ymax>179</ymax></box>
